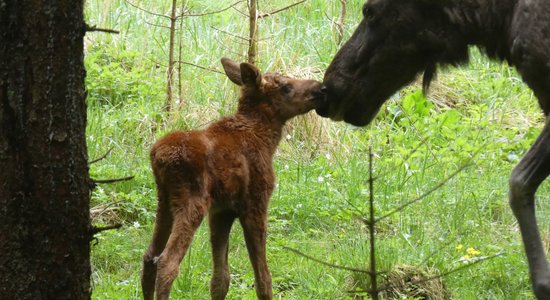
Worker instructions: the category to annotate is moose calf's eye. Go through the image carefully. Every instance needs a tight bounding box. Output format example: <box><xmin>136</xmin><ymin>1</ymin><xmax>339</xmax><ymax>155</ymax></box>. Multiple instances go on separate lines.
<box><xmin>281</xmin><ymin>85</ymin><xmax>293</xmax><ymax>94</ymax></box>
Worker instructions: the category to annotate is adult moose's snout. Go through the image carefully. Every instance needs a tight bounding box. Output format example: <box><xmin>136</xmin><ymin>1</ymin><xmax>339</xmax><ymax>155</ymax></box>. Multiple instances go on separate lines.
<box><xmin>312</xmin><ymin>84</ymin><xmax>328</xmax><ymax>105</ymax></box>
<box><xmin>314</xmin><ymin>84</ymin><xmax>331</xmax><ymax>118</ymax></box>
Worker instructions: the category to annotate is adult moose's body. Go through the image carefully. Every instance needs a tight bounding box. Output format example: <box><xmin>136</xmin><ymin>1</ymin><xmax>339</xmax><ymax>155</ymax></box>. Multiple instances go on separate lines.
<box><xmin>318</xmin><ymin>0</ymin><xmax>550</xmax><ymax>298</ymax></box>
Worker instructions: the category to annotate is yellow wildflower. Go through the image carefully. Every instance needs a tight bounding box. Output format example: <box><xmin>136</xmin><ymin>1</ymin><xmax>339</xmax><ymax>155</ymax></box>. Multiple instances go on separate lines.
<box><xmin>466</xmin><ymin>247</ymin><xmax>481</xmax><ymax>257</ymax></box>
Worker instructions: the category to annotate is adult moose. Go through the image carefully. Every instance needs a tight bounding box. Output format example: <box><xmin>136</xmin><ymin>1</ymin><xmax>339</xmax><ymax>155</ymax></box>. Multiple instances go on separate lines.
<box><xmin>317</xmin><ymin>0</ymin><xmax>550</xmax><ymax>298</ymax></box>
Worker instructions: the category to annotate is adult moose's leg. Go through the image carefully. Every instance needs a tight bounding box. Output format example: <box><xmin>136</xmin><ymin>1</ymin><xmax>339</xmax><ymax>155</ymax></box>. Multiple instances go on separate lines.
<box><xmin>509</xmin><ymin>119</ymin><xmax>550</xmax><ymax>299</ymax></box>
<box><xmin>209</xmin><ymin>211</ymin><xmax>236</xmax><ymax>300</ymax></box>
<box><xmin>142</xmin><ymin>189</ymin><xmax>173</xmax><ymax>300</ymax></box>
<box><xmin>155</xmin><ymin>195</ymin><xmax>209</xmax><ymax>300</ymax></box>
<box><xmin>240</xmin><ymin>209</ymin><xmax>272</xmax><ymax>300</ymax></box>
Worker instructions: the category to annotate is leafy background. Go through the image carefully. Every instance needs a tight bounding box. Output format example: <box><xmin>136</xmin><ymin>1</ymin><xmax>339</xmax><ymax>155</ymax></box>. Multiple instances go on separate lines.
<box><xmin>85</xmin><ymin>1</ymin><xmax>548</xmax><ymax>299</ymax></box>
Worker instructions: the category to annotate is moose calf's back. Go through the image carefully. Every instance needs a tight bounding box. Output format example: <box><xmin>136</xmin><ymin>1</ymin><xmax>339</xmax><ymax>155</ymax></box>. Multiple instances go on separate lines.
<box><xmin>150</xmin><ymin>116</ymin><xmax>275</xmax><ymax>211</ymax></box>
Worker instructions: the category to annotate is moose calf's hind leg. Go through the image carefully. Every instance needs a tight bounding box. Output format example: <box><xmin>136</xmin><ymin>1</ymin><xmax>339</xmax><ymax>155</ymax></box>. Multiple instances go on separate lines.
<box><xmin>209</xmin><ymin>212</ymin><xmax>236</xmax><ymax>300</ymax></box>
<box><xmin>142</xmin><ymin>193</ymin><xmax>173</xmax><ymax>300</ymax></box>
<box><xmin>509</xmin><ymin>121</ymin><xmax>550</xmax><ymax>299</ymax></box>
<box><xmin>240</xmin><ymin>213</ymin><xmax>272</xmax><ymax>300</ymax></box>
<box><xmin>155</xmin><ymin>198</ymin><xmax>207</xmax><ymax>300</ymax></box>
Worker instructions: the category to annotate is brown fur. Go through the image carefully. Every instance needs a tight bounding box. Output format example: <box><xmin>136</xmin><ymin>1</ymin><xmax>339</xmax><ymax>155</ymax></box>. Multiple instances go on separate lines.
<box><xmin>141</xmin><ymin>58</ymin><xmax>323</xmax><ymax>300</ymax></box>
<box><xmin>319</xmin><ymin>1</ymin><xmax>550</xmax><ymax>298</ymax></box>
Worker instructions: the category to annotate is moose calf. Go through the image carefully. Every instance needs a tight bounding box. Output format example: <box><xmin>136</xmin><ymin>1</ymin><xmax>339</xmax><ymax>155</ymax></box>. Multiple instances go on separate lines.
<box><xmin>141</xmin><ymin>58</ymin><xmax>323</xmax><ymax>300</ymax></box>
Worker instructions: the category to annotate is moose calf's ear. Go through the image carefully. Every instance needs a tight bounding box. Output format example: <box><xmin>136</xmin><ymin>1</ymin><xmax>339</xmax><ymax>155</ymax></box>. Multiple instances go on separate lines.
<box><xmin>239</xmin><ymin>63</ymin><xmax>262</xmax><ymax>88</ymax></box>
<box><xmin>221</xmin><ymin>57</ymin><xmax>243</xmax><ymax>86</ymax></box>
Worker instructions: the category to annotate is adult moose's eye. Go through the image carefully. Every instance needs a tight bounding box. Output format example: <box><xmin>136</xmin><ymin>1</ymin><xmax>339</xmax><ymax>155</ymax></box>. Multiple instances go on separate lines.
<box><xmin>362</xmin><ymin>4</ymin><xmax>375</xmax><ymax>22</ymax></box>
<box><xmin>281</xmin><ymin>85</ymin><xmax>293</xmax><ymax>94</ymax></box>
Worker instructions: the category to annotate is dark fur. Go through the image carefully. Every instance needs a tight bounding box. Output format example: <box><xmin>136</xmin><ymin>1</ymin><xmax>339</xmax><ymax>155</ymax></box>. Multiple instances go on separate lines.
<box><xmin>319</xmin><ymin>0</ymin><xmax>550</xmax><ymax>298</ymax></box>
<box><xmin>141</xmin><ymin>58</ymin><xmax>322</xmax><ymax>300</ymax></box>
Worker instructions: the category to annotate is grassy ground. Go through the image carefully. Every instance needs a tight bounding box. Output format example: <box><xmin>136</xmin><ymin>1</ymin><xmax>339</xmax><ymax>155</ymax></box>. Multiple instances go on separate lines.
<box><xmin>86</xmin><ymin>1</ymin><xmax>549</xmax><ymax>299</ymax></box>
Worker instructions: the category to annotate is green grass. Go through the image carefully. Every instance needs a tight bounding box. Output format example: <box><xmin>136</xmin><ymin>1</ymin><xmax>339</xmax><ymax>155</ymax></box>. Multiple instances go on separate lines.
<box><xmin>86</xmin><ymin>1</ymin><xmax>548</xmax><ymax>299</ymax></box>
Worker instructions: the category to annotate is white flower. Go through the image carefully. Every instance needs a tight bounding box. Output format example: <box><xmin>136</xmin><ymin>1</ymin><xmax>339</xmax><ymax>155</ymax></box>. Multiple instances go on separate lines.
<box><xmin>286</xmin><ymin>134</ymin><xmax>292</xmax><ymax>140</ymax></box>
<box><xmin>133</xmin><ymin>221</ymin><xmax>141</xmax><ymax>228</ymax></box>
<box><xmin>317</xmin><ymin>176</ymin><xmax>324</xmax><ymax>183</ymax></box>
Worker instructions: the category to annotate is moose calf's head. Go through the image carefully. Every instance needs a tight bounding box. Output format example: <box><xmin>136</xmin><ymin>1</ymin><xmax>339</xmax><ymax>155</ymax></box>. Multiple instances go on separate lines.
<box><xmin>221</xmin><ymin>58</ymin><xmax>324</xmax><ymax>122</ymax></box>
<box><xmin>318</xmin><ymin>0</ymin><xmax>469</xmax><ymax>126</ymax></box>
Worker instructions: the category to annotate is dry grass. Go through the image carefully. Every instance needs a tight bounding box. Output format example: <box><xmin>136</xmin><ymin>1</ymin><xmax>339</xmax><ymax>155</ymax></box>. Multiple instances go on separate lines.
<box><xmin>346</xmin><ymin>264</ymin><xmax>450</xmax><ymax>300</ymax></box>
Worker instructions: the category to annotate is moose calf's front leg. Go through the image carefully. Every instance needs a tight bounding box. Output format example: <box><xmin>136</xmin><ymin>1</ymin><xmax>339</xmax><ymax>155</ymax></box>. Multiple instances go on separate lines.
<box><xmin>509</xmin><ymin>120</ymin><xmax>550</xmax><ymax>299</ymax></box>
<box><xmin>240</xmin><ymin>212</ymin><xmax>272</xmax><ymax>300</ymax></box>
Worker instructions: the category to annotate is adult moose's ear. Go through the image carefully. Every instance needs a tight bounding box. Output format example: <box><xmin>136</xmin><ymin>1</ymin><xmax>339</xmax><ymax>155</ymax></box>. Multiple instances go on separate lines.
<box><xmin>239</xmin><ymin>62</ymin><xmax>262</xmax><ymax>88</ymax></box>
<box><xmin>221</xmin><ymin>57</ymin><xmax>243</xmax><ymax>86</ymax></box>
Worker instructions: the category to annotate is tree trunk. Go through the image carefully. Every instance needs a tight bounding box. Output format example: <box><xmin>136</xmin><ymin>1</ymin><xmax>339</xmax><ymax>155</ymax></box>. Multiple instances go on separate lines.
<box><xmin>336</xmin><ymin>0</ymin><xmax>347</xmax><ymax>45</ymax></box>
<box><xmin>247</xmin><ymin>0</ymin><xmax>258</xmax><ymax>64</ymax></box>
<box><xmin>0</xmin><ymin>1</ymin><xmax>91</xmax><ymax>299</ymax></box>
<box><xmin>166</xmin><ymin>0</ymin><xmax>178</xmax><ymax>112</ymax></box>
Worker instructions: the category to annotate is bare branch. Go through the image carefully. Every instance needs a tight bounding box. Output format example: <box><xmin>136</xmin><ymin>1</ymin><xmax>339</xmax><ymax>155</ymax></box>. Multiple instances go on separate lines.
<box><xmin>284</xmin><ymin>246</ymin><xmax>387</xmax><ymax>275</ymax></box>
<box><xmin>211</xmin><ymin>26</ymin><xmax>251</xmax><ymax>42</ymax></box>
<box><xmin>89</xmin><ymin>223</ymin><xmax>123</xmax><ymax>237</ymax></box>
<box><xmin>125</xmin><ymin>0</ymin><xmax>170</xmax><ymax>19</ymax></box>
<box><xmin>176</xmin><ymin>61</ymin><xmax>224</xmax><ymax>74</ymax></box>
<box><xmin>85</xmin><ymin>25</ymin><xmax>119</xmax><ymax>34</ymax></box>
<box><xmin>144</xmin><ymin>19</ymin><xmax>171</xmax><ymax>29</ymax></box>
<box><xmin>258</xmin><ymin>0</ymin><xmax>307</xmax><ymax>19</ymax></box>
<box><xmin>90</xmin><ymin>200</ymin><xmax>125</xmax><ymax>220</ymax></box>
<box><xmin>92</xmin><ymin>175</ymin><xmax>135</xmax><ymax>185</ymax></box>
<box><xmin>375</xmin><ymin>163</ymin><xmax>471</xmax><ymax>223</ymax></box>
<box><xmin>88</xmin><ymin>147</ymin><xmax>114</xmax><ymax>165</ymax></box>
<box><xmin>177</xmin><ymin>1</ymin><xmax>245</xmax><ymax>18</ymax></box>
<box><xmin>232</xmin><ymin>5</ymin><xmax>249</xmax><ymax>17</ymax></box>
<box><xmin>367</xmin><ymin>148</ymin><xmax>379</xmax><ymax>299</ymax></box>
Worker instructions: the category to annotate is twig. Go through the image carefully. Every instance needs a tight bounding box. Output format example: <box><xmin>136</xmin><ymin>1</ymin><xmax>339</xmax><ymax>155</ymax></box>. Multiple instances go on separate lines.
<box><xmin>177</xmin><ymin>61</ymin><xmax>224</xmax><ymax>74</ymax></box>
<box><xmin>85</xmin><ymin>25</ymin><xmax>119</xmax><ymax>34</ymax></box>
<box><xmin>92</xmin><ymin>175</ymin><xmax>135</xmax><ymax>185</ymax></box>
<box><xmin>284</xmin><ymin>246</ymin><xmax>385</xmax><ymax>275</ymax></box>
<box><xmin>89</xmin><ymin>223</ymin><xmax>123</xmax><ymax>236</ymax></box>
<box><xmin>88</xmin><ymin>147</ymin><xmax>114</xmax><ymax>165</ymax></box>
<box><xmin>211</xmin><ymin>26</ymin><xmax>251</xmax><ymax>42</ymax></box>
<box><xmin>375</xmin><ymin>136</ymin><xmax>429</xmax><ymax>180</ymax></box>
<box><xmin>367</xmin><ymin>147</ymin><xmax>379</xmax><ymax>300</ymax></box>
<box><xmin>178</xmin><ymin>1</ymin><xmax>244</xmax><ymax>18</ymax></box>
<box><xmin>125</xmin><ymin>0</ymin><xmax>170</xmax><ymax>19</ymax></box>
<box><xmin>232</xmin><ymin>5</ymin><xmax>249</xmax><ymax>17</ymax></box>
<box><xmin>90</xmin><ymin>200</ymin><xmax>125</xmax><ymax>219</ymax></box>
<box><xmin>375</xmin><ymin>163</ymin><xmax>471</xmax><ymax>223</ymax></box>
<box><xmin>258</xmin><ymin>0</ymin><xmax>307</xmax><ymax>19</ymax></box>
<box><xmin>144</xmin><ymin>19</ymin><xmax>171</xmax><ymax>29</ymax></box>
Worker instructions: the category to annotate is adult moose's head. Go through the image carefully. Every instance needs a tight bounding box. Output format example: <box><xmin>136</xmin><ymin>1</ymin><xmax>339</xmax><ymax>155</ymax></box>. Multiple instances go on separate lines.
<box><xmin>318</xmin><ymin>0</ymin><xmax>474</xmax><ymax>126</ymax></box>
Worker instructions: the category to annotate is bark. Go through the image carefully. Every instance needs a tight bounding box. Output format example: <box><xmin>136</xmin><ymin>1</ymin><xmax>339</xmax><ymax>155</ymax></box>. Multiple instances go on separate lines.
<box><xmin>0</xmin><ymin>0</ymin><xmax>91</xmax><ymax>299</ymax></box>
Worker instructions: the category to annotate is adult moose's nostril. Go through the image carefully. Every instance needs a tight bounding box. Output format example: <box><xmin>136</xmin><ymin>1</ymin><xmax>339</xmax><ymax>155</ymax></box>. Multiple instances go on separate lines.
<box><xmin>320</xmin><ymin>85</ymin><xmax>328</xmax><ymax>94</ymax></box>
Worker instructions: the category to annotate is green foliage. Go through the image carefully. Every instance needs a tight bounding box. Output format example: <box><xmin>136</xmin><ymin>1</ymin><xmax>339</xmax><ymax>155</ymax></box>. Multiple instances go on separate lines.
<box><xmin>85</xmin><ymin>44</ymin><xmax>164</xmax><ymax>108</ymax></box>
<box><xmin>86</xmin><ymin>1</ymin><xmax>546</xmax><ymax>299</ymax></box>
